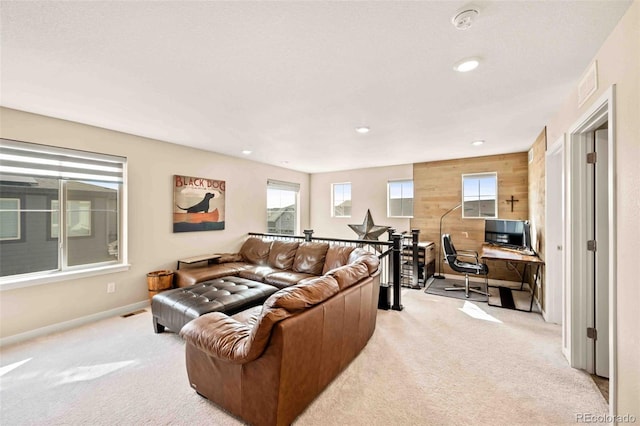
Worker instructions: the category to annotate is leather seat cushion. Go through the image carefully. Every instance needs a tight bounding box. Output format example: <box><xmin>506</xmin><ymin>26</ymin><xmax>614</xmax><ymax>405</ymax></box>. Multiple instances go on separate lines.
<box><xmin>239</xmin><ymin>265</ymin><xmax>283</xmax><ymax>282</ymax></box>
<box><xmin>264</xmin><ymin>271</ymin><xmax>316</xmax><ymax>288</ymax></box>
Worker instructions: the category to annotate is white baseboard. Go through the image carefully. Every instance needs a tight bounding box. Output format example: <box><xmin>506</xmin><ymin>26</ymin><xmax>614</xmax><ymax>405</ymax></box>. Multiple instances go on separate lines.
<box><xmin>0</xmin><ymin>300</ymin><xmax>150</xmax><ymax>347</ymax></box>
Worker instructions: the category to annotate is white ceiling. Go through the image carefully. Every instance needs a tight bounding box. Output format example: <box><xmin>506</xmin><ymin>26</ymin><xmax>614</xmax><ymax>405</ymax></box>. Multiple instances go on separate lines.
<box><xmin>0</xmin><ymin>1</ymin><xmax>632</xmax><ymax>173</ymax></box>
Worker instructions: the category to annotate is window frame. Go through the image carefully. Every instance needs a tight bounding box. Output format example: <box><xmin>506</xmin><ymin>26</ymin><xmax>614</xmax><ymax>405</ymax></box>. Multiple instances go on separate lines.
<box><xmin>387</xmin><ymin>179</ymin><xmax>414</xmax><ymax>218</ymax></box>
<box><xmin>331</xmin><ymin>182</ymin><xmax>352</xmax><ymax>218</ymax></box>
<box><xmin>50</xmin><ymin>199</ymin><xmax>93</xmax><ymax>239</ymax></box>
<box><xmin>266</xmin><ymin>179</ymin><xmax>300</xmax><ymax>236</ymax></box>
<box><xmin>0</xmin><ymin>138</ymin><xmax>129</xmax><ymax>290</ymax></box>
<box><xmin>0</xmin><ymin>197</ymin><xmax>23</xmax><ymax>242</ymax></box>
<box><xmin>461</xmin><ymin>172</ymin><xmax>498</xmax><ymax>219</ymax></box>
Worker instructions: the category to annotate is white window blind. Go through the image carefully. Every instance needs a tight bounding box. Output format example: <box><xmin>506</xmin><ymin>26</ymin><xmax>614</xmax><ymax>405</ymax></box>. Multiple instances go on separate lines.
<box><xmin>0</xmin><ymin>138</ymin><xmax>127</xmax><ymax>284</ymax></box>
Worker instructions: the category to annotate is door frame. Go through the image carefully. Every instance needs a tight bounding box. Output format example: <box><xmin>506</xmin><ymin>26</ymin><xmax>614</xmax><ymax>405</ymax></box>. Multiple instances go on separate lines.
<box><xmin>564</xmin><ymin>85</ymin><xmax>617</xmax><ymax>413</ymax></box>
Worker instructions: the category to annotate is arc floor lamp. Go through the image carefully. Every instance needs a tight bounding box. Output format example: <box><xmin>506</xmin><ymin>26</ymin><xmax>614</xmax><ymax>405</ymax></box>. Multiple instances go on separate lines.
<box><xmin>433</xmin><ymin>203</ymin><xmax>462</xmax><ymax>279</ymax></box>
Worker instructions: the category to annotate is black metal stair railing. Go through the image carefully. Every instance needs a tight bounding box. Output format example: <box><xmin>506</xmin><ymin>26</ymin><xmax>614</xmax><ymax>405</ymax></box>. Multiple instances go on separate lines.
<box><xmin>248</xmin><ymin>230</ymin><xmax>405</xmax><ymax>311</ymax></box>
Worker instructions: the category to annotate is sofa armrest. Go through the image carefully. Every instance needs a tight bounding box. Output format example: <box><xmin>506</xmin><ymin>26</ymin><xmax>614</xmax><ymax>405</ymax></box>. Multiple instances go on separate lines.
<box><xmin>180</xmin><ymin>309</ymin><xmax>288</xmax><ymax>364</ymax></box>
<box><xmin>217</xmin><ymin>252</ymin><xmax>243</xmax><ymax>263</ymax></box>
<box><xmin>180</xmin><ymin>312</ymin><xmax>252</xmax><ymax>363</ymax></box>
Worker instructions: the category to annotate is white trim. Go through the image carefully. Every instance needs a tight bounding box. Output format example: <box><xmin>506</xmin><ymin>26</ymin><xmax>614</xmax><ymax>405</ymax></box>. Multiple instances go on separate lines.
<box><xmin>0</xmin><ymin>300</ymin><xmax>149</xmax><ymax>347</ymax></box>
<box><xmin>461</xmin><ymin>172</ymin><xmax>498</xmax><ymax>219</ymax></box>
<box><xmin>331</xmin><ymin>182</ymin><xmax>352</xmax><ymax>218</ymax></box>
<box><xmin>387</xmin><ymin>179</ymin><xmax>414</xmax><ymax>218</ymax></box>
<box><xmin>544</xmin><ymin>137</ymin><xmax>564</xmax><ymax>326</ymax></box>
<box><xmin>565</xmin><ymin>85</ymin><xmax>616</xmax><ymax>416</ymax></box>
<box><xmin>0</xmin><ymin>263</ymin><xmax>131</xmax><ymax>291</ymax></box>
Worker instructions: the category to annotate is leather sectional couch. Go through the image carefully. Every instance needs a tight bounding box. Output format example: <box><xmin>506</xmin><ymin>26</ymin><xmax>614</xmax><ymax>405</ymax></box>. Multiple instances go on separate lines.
<box><xmin>170</xmin><ymin>237</ymin><xmax>381</xmax><ymax>425</ymax></box>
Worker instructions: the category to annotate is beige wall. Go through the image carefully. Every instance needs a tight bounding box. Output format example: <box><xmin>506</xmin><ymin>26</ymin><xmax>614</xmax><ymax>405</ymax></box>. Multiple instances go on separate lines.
<box><xmin>546</xmin><ymin>0</ymin><xmax>639</xmax><ymax>416</ymax></box>
<box><xmin>310</xmin><ymin>164</ymin><xmax>412</xmax><ymax>240</ymax></box>
<box><xmin>0</xmin><ymin>107</ymin><xmax>310</xmax><ymax>340</ymax></box>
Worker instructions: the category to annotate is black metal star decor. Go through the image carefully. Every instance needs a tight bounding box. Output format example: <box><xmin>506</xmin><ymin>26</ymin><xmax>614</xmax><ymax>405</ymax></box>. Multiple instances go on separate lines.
<box><xmin>348</xmin><ymin>209</ymin><xmax>389</xmax><ymax>241</ymax></box>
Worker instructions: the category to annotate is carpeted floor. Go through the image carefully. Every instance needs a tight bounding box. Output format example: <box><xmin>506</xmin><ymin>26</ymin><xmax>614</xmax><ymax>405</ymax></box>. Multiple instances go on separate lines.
<box><xmin>425</xmin><ymin>277</ymin><xmax>488</xmax><ymax>302</ymax></box>
<box><xmin>426</xmin><ymin>277</ymin><xmax>541</xmax><ymax>313</ymax></box>
<box><xmin>0</xmin><ymin>289</ymin><xmax>607</xmax><ymax>425</ymax></box>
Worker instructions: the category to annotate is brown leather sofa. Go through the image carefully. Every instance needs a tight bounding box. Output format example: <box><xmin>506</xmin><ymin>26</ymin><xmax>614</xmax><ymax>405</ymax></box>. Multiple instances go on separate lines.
<box><xmin>153</xmin><ymin>237</ymin><xmax>380</xmax><ymax>335</ymax></box>
<box><xmin>180</xmin><ymin>255</ymin><xmax>381</xmax><ymax>426</ymax></box>
<box><xmin>174</xmin><ymin>237</ymin><xmax>375</xmax><ymax>289</ymax></box>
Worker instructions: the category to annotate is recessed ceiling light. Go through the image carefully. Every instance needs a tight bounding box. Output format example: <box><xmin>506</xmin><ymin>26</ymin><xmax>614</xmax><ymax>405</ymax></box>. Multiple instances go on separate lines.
<box><xmin>453</xmin><ymin>58</ymin><xmax>480</xmax><ymax>72</ymax></box>
<box><xmin>242</xmin><ymin>149</ymin><xmax>252</xmax><ymax>155</ymax></box>
<box><xmin>471</xmin><ymin>140</ymin><xmax>484</xmax><ymax>146</ymax></box>
<box><xmin>355</xmin><ymin>126</ymin><xmax>370</xmax><ymax>134</ymax></box>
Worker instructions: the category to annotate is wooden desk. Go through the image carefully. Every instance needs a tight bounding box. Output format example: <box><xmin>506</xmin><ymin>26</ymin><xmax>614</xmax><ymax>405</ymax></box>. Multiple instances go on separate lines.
<box><xmin>480</xmin><ymin>243</ymin><xmax>544</xmax><ymax>312</ymax></box>
<box><xmin>176</xmin><ymin>254</ymin><xmax>221</xmax><ymax>270</ymax></box>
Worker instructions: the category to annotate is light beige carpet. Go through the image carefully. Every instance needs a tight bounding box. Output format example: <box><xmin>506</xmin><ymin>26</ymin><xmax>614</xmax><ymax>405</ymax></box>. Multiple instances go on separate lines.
<box><xmin>0</xmin><ymin>289</ymin><xmax>608</xmax><ymax>425</ymax></box>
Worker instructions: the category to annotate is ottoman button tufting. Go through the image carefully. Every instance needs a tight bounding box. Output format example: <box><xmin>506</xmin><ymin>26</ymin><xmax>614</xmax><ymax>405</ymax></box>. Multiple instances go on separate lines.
<box><xmin>151</xmin><ymin>276</ymin><xmax>279</xmax><ymax>334</ymax></box>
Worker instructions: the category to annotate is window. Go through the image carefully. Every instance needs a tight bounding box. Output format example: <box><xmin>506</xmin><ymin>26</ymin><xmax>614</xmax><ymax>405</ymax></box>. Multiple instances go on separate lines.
<box><xmin>0</xmin><ymin>139</ymin><xmax>126</xmax><ymax>283</ymax></box>
<box><xmin>388</xmin><ymin>180</ymin><xmax>413</xmax><ymax>217</ymax></box>
<box><xmin>332</xmin><ymin>183</ymin><xmax>351</xmax><ymax>217</ymax></box>
<box><xmin>462</xmin><ymin>172</ymin><xmax>497</xmax><ymax>218</ymax></box>
<box><xmin>0</xmin><ymin>198</ymin><xmax>21</xmax><ymax>240</ymax></box>
<box><xmin>51</xmin><ymin>200</ymin><xmax>92</xmax><ymax>238</ymax></box>
<box><xmin>267</xmin><ymin>179</ymin><xmax>299</xmax><ymax>235</ymax></box>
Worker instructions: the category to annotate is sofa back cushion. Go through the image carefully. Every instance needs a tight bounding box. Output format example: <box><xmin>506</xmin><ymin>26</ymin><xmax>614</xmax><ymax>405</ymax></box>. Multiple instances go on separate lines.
<box><xmin>292</xmin><ymin>242</ymin><xmax>329</xmax><ymax>275</ymax></box>
<box><xmin>325</xmin><ymin>262</ymin><xmax>370</xmax><ymax>291</ymax></box>
<box><xmin>268</xmin><ymin>240</ymin><xmax>299</xmax><ymax>270</ymax></box>
<box><xmin>240</xmin><ymin>238</ymin><xmax>272</xmax><ymax>265</ymax></box>
<box><xmin>264</xmin><ymin>275</ymin><xmax>339</xmax><ymax>312</ymax></box>
<box><xmin>322</xmin><ymin>245</ymin><xmax>356</xmax><ymax>275</ymax></box>
<box><xmin>348</xmin><ymin>248</ymin><xmax>380</xmax><ymax>275</ymax></box>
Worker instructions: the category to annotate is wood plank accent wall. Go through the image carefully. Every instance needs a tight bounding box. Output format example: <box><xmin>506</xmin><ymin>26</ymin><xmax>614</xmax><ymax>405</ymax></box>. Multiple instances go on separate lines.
<box><xmin>528</xmin><ymin>128</ymin><xmax>547</xmax><ymax>308</ymax></box>
<box><xmin>412</xmin><ymin>152</ymin><xmax>529</xmax><ymax>281</ymax></box>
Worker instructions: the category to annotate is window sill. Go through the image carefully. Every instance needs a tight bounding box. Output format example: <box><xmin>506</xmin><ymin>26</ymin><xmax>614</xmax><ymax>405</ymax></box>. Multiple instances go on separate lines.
<box><xmin>0</xmin><ymin>264</ymin><xmax>131</xmax><ymax>292</ymax></box>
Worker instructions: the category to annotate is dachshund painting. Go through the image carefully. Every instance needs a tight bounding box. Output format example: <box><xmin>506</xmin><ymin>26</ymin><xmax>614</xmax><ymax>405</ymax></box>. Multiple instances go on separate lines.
<box><xmin>176</xmin><ymin>192</ymin><xmax>215</xmax><ymax>213</ymax></box>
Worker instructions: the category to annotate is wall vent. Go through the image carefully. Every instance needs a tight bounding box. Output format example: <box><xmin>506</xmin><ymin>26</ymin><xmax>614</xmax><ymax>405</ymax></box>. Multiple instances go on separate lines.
<box><xmin>121</xmin><ymin>309</ymin><xmax>146</xmax><ymax>318</ymax></box>
<box><xmin>578</xmin><ymin>61</ymin><xmax>598</xmax><ymax>108</ymax></box>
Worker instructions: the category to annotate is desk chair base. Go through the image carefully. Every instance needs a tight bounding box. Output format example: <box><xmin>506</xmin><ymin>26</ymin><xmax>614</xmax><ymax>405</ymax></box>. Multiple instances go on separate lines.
<box><xmin>445</xmin><ymin>274</ymin><xmax>489</xmax><ymax>298</ymax></box>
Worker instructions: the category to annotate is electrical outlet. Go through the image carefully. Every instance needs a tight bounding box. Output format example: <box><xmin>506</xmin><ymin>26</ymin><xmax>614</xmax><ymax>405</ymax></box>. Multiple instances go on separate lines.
<box><xmin>107</xmin><ymin>282</ymin><xmax>116</xmax><ymax>293</ymax></box>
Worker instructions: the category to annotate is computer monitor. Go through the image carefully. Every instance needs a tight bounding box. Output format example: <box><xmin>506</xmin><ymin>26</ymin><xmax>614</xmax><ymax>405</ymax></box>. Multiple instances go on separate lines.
<box><xmin>484</xmin><ymin>219</ymin><xmax>532</xmax><ymax>250</ymax></box>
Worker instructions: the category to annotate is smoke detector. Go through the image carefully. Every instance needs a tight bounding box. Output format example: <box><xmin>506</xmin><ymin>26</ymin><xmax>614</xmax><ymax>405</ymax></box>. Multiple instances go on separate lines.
<box><xmin>452</xmin><ymin>9</ymin><xmax>479</xmax><ymax>30</ymax></box>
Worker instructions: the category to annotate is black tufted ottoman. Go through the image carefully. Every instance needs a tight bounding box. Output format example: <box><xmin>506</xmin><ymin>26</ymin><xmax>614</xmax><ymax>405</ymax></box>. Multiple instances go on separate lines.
<box><xmin>151</xmin><ymin>276</ymin><xmax>279</xmax><ymax>334</ymax></box>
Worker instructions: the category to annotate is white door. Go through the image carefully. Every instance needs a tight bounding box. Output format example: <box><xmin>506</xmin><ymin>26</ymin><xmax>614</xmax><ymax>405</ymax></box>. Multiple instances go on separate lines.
<box><xmin>545</xmin><ymin>140</ymin><xmax>564</xmax><ymax>325</ymax></box>
<box><xmin>585</xmin><ymin>129</ymin><xmax>609</xmax><ymax>378</ymax></box>
<box><xmin>594</xmin><ymin>129</ymin><xmax>609</xmax><ymax>378</ymax></box>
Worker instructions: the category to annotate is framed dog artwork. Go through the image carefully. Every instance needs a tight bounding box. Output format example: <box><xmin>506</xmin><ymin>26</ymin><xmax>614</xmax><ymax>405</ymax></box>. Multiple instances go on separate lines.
<box><xmin>173</xmin><ymin>175</ymin><xmax>225</xmax><ymax>232</ymax></box>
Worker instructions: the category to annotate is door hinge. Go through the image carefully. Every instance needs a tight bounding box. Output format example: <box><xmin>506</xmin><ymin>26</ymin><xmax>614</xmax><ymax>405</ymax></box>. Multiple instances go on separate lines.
<box><xmin>587</xmin><ymin>240</ymin><xmax>597</xmax><ymax>252</ymax></box>
<box><xmin>587</xmin><ymin>152</ymin><xmax>597</xmax><ymax>164</ymax></box>
<box><xmin>587</xmin><ymin>327</ymin><xmax>597</xmax><ymax>340</ymax></box>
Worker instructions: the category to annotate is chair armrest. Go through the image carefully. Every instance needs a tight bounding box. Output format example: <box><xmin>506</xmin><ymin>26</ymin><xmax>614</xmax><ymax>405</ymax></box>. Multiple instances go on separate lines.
<box><xmin>454</xmin><ymin>250</ymin><xmax>480</xmax><ymax>262</ymax></box>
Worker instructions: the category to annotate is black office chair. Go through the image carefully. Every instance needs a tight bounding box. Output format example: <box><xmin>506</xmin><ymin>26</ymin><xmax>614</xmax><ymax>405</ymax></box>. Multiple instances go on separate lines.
<box><xmin>442</xmin><ymin>234</ymin><xmax>489</xmax><ymax>298</ymax></box>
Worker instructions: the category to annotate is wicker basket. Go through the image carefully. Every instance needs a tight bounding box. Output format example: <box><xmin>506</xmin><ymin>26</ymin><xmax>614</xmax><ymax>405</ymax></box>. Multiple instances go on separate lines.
<box><xmin>147</xmin><ymin>270</ymin><xmax>174</xmax><ymax>299</ymax></box>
